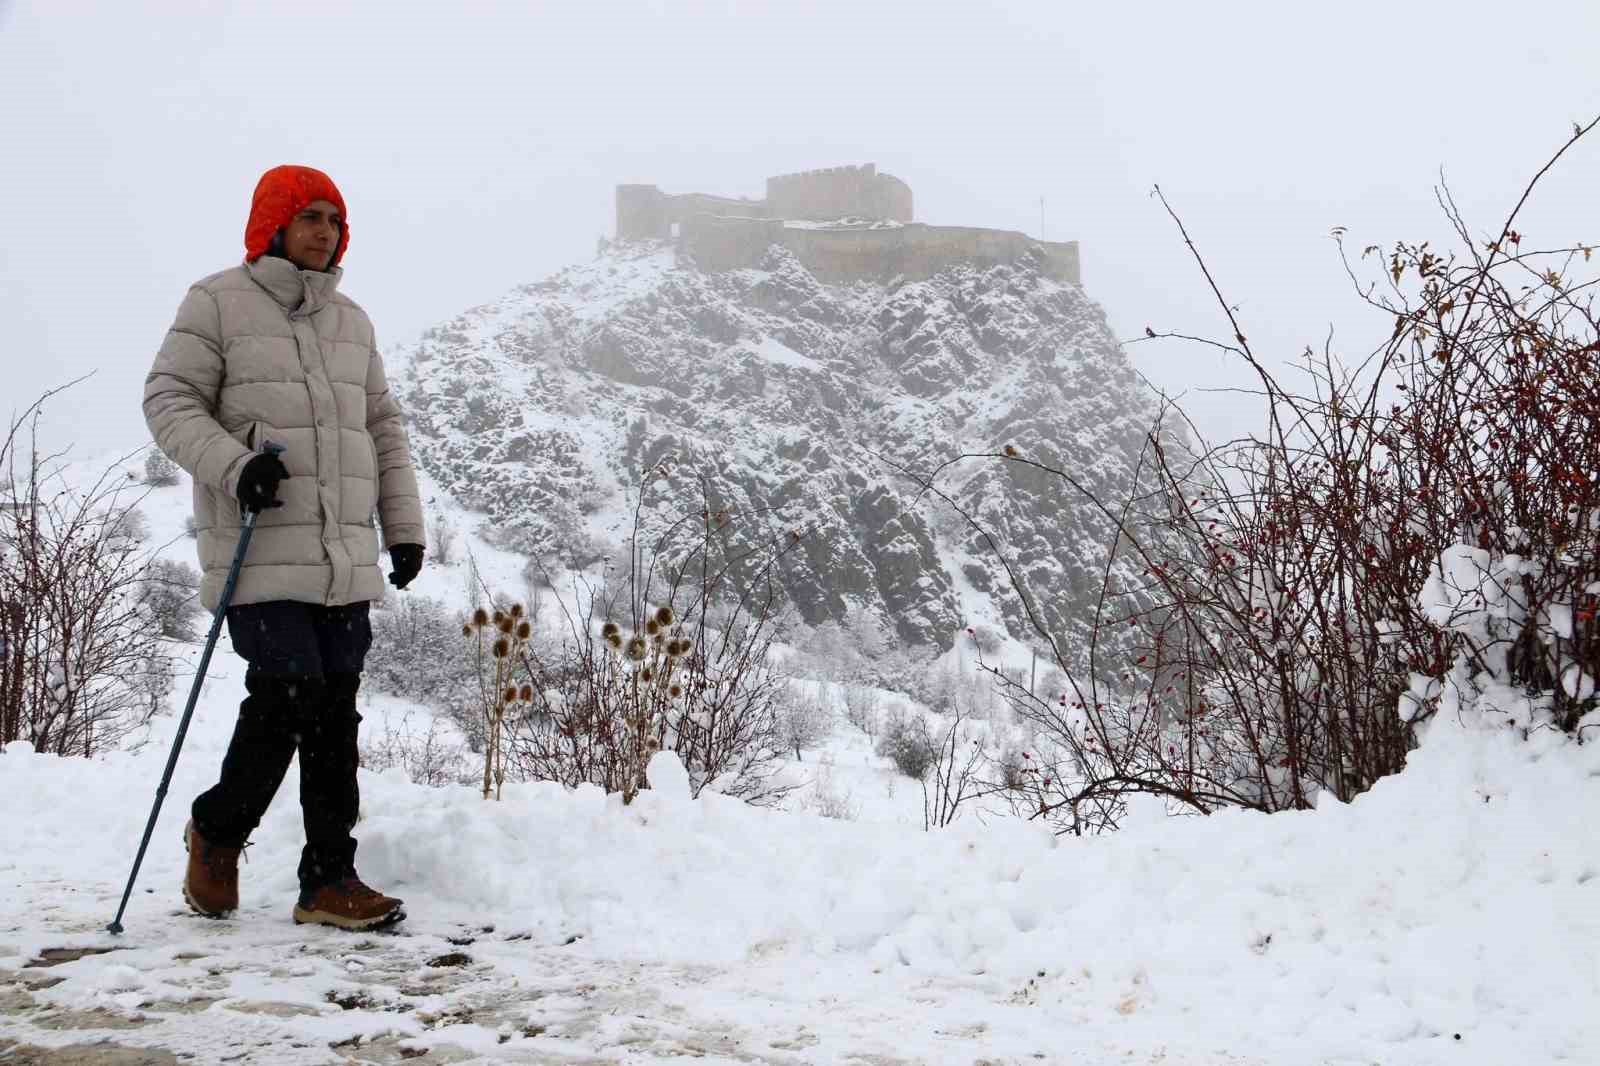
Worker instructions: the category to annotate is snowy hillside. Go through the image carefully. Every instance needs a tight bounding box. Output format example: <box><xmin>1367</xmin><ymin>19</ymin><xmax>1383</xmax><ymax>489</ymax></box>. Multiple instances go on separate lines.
<box><xmin>391</xmin><ymin>241</ymin><xmax>1165</xmax><ymax>672</ymax></box>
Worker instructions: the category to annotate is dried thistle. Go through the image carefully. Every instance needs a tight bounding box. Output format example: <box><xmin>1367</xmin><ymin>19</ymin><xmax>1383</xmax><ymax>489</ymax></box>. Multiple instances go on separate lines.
<box><xmin>654</xmin><ymin>605</ymin><xmax>674</xmax><ymax>627</ymax></box>
<box><xmin>624</xmin><ymin>635</ymin><xmax>647</xmax><ymax>662</ymax></box>
<box><xmin>492</xmin><ymin>637</ymin><xmax>510</xmax><ymax>660</ymax></box>
<box><xmin>472</xmin><ymin>608</ymin><xmax>489</xmax><ymax>628</ymax></box>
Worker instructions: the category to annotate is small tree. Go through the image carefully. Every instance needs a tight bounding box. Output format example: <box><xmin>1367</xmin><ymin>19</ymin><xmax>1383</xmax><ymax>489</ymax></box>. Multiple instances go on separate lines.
<box><xmin>142</xmin><ymin>449</ymin><xmax>180</xmax><ymax>487</ymax></box>
<box><xmin>428</xmin><ymin>508</ymin><xmax>458</xmax><ymax>566</ymax></box>
<box><xmin>777</xmin><ymin>687</ymin><xmax>833</xmax><ymax>760</ymax></box>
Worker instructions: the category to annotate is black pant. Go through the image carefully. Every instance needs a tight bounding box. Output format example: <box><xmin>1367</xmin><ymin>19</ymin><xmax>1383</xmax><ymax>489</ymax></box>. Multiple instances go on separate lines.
<box><xmin>191</xmin><ymin>601</ymin><xmax>372</xmax><ymax>897</ymax></box>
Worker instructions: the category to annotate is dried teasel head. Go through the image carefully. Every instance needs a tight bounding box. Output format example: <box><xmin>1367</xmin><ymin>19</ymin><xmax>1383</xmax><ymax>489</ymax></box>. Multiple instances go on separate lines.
<box><xmin>510</xmin><ymin>603</ymin><xmax>524</xmax><ymax>619</ymax></box>
<box><xmin>624</xmin><ymin>635</ymin><xmax>648</xmax><ymax>662</ymax></box>
<box><xmin>503</xmin><ymin>685</ymin><xmax>519</xmax><ymax>704</ymax></box>
<box><xmin>493</xmin><ymin>609</ymin><xmax>507</xmax><ymax>626</ymax></box>
<box><xmin>492</xmin><ymin>637</ymin><xmax>510</xmax><ymax>660</ymax></box>
<box><xmin>606</xmin><ymin>630</ymin><xmax>623</xmax><ymax>650</ymax></box>
<box><xmin>519</xmin><ymin>683</ymin><xmax>533</xmax><ymax>702</ymax></box>
<box><xmin>516</xmin><ymin>621</ymin><xmax>532</xmax><ymax>640</ymax></box>
<box><xmin>645</xmin><ymin>618</ymin><xmax>660</xmax><ymax>636</ymax></box>
<box><xmin>640</xmin><ymin>666</ymin><xmax>655</xmax><ymax>683</ymax></box>
<box><xmin>669</xmin><ymin>638</ymin><xmax>693</xmax><ymax>659</ymax></box>
<box><xmin>601</xmin><ymin>621</ymin><xmax>620</xmax><ymax>639</ymax></box>
<box><xmin>472</xmin><ymin>608</ymin><xmax>490</xmax><ymax>628</ymax></box>
<box><xmin>669</xmin><ymin>682</ymin><xmax>683</xmax><ymax>698</ymax></box>
<box><xmin>497</xmin><ymin>616</ymin><xmax>514</xmax><ymax>635</ymax></box>
<box><xmin>654</xmin><ymin>605</ymin><xmax>674</xmax><ymax>627</ymax></box>
<box><xmin>462</xmin><ymin>624</ymin><xmax>473</xmax><ymax>637</ymax></box>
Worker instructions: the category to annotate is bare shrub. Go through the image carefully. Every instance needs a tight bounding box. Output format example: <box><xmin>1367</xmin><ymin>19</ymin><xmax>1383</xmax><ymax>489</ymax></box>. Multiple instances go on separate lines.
<box><xmin>921</xmin><ymin>698</ymin><xmax>985</xmax><ymax>830</ymax></box>
<box><xmin>138</xmin><ymin>558</ymin><xmax>201</xmax><ymax>640</ymax></box>
<box><xmin>2</xmin><ymin>387</ymin><xmax>170</xmax><ymax>755</ymax></box>
<box><xmin>505</xmin><ymin>458</ymin><xmax>804</xmax><ymax>804</ymax></box>
<box><xmin>777</xmin><ymin>686</ymin><xmax>833</xmax><ymax>760</ymax></box>
<box><xmin>142</xmin><ymin>448</ymin><xmax>179</xmax><ymax>487</ymax></box>
<box><xmin>360</xmin><ymin>708</ymin><xmax>474</xmax><ymax>788</ymax></box>
<box><xmin>883</xmin><ymin>119</ymin><xmax>1600</xmax><ymax>830</ymax></box>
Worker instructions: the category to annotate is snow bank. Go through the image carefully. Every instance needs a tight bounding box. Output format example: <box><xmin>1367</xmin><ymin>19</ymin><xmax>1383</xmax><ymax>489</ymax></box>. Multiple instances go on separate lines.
<box><xmin>3</xmin><ymin>712</ymin><xmax>1597</xmax><ymax>1063</ymax></box>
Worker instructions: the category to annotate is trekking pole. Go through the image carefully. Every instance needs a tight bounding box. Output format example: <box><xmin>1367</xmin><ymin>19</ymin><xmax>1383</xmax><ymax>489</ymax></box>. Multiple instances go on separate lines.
<box><xmin>107</xmin><ymin>443</ymin><xmax>282</xmax><ymax>935</ymax></box>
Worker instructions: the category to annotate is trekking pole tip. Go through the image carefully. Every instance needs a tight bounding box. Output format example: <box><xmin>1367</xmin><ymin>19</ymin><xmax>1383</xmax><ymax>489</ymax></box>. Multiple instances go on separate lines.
<box><xmin>106</xmin><ymin>920</ymin><xmax>124</xmax><ymax>936</ymax></box>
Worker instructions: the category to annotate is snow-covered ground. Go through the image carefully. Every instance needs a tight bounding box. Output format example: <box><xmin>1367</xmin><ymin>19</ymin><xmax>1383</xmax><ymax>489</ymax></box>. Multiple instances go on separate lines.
<box><xmin>4</xmin><ymin>459</ymin><xmax>1598</xmax><ymax>1065</ymax></box>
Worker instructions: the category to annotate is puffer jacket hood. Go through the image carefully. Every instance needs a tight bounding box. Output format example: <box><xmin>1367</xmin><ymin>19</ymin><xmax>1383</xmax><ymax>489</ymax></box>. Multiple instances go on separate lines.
<box><xmin>244</xmin><ymin>164</ymin><xmax>350</xmax><ymax>267</ymax></box>
<box><xmin>143</xmin><ymin>255</ymin><xmax>424</xmax><ymax>611</ymax></box>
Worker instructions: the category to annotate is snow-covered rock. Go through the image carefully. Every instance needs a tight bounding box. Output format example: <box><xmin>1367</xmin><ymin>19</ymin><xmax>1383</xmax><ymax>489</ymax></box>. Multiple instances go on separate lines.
<box><xmin>394</xmin><ymin>240</ymin><xmax>1168</xmax><ymax>669</ymax></box>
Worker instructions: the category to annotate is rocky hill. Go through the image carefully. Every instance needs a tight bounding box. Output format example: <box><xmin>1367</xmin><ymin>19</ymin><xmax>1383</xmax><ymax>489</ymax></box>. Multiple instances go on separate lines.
<box><xmin>393</xmin><ymin>240</ymin><xmax>1164</xmax><ymax>668</ymax></box>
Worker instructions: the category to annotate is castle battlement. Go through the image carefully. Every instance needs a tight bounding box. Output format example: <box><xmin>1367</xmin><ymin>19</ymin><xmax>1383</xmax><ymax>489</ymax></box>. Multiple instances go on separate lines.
<box><xmin>615</xmin><ymin>165</ymin><xmax>1079</xmax><ymax>286</ymax></box>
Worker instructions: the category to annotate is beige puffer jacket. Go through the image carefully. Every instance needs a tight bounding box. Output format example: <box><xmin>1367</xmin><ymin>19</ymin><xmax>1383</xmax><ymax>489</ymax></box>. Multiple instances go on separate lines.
<box><xmin>143</xmin><ymin>256</ymin><xmax>425</xmax><ymax>611</ymax></box>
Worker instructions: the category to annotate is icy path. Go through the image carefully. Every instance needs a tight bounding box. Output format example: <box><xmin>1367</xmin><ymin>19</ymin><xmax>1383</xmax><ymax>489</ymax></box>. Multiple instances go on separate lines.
<box><xmin>2</xmin><ymin>889</ymin><xmax>1269</xmax><ymax>1066</ymax></box>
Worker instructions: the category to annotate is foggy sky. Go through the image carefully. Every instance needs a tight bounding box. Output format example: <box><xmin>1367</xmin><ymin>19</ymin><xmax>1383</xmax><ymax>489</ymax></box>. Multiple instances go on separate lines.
<box><xmin>3</xmin><ymin>0</ymin><xmax>1598</xmax><ymax>454</ymax></box>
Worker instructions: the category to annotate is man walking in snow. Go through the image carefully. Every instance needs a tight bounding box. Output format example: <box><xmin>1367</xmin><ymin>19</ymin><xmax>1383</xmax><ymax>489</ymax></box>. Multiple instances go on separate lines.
<box><xmin>143</xmin><ymin>164</ymin><xmax>426</xmax><ymax>931</ymax></box>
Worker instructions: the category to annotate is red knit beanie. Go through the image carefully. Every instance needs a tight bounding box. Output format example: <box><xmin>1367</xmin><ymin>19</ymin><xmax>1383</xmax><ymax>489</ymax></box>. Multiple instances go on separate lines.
<box><xmin>243</xmin><ymin>165</ymin><xmax>350</xmax><ymax>266</ymax></box>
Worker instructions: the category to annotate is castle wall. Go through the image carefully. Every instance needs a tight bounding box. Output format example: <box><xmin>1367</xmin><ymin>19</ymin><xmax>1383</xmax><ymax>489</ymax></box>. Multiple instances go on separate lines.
<box><xmin>616</xmin><ymin>186</ymin><xmax>768</xmax><ymax>240</ymax></box>
<box><xmin>680</xmin><ymin>216</ymin><xmax>1081</xmax><ymax>286</ymax></box>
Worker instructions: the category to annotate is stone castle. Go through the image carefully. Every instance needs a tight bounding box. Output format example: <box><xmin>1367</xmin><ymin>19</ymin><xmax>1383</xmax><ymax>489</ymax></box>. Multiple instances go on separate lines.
<box><xmin>615</xmin><ymin>164</ymin><xmax>1080</xmax><ymax>286</ymax></box>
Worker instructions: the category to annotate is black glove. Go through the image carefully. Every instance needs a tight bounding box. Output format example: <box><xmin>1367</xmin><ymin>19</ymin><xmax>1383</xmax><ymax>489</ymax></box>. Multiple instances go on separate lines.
<box><xmin>387</xmin><ymin>543</ymin><xmax>424</xmax><ymax>590</ymax></box>
<box><xmin>237</xmin><ymin>452</ymin><xmax>289</xmax><ymax>513</ymax></box>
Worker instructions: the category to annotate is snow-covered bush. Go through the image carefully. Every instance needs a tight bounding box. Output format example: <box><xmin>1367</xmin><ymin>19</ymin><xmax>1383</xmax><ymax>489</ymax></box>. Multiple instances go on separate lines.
<box><xmin>364</xmin><ymin>594</ymin><xmax>478</xmax><ymax>734</ymax></box>
<box><xmin>137</xmin><ymin>557</ymin><xmax>201</xmax><ymax>640</ymax></box>
<box><xmin>141</xmin><ymin>448</ymin><xmax>179</xmax><ymax>487</ymax></box>
<box><xmin>876</xmin><ymin>706</ymin><xmax>935</xmax><ymax>780</ymax></box>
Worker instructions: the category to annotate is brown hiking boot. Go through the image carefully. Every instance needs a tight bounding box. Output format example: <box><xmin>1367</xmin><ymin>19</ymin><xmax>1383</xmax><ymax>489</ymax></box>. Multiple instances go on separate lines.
<box><xmin>292</xmin><ymin>876</ymin><xmax>405</xmax><ymax>931</ymax></box>
<box><xmin>183</xmin><ymin>819</ymin><xmax>241</xmax><ymax>917</ymax></box>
